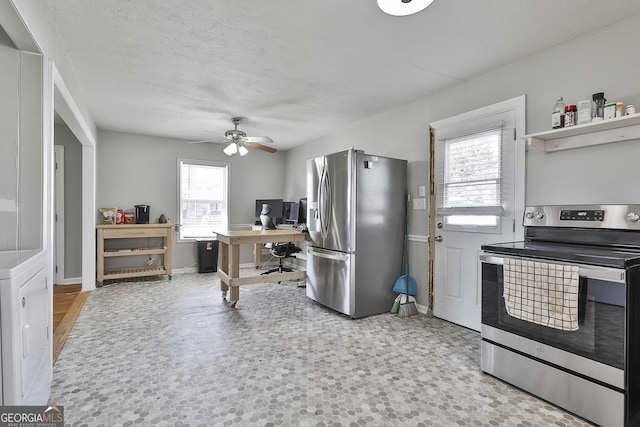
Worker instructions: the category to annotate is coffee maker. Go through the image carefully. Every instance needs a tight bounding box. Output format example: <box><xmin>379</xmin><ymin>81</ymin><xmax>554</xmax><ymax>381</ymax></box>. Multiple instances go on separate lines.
<box><xmin>135</xmin><ymin>204</ymin><xmax>150</xmax><ymax>224</ymax></box>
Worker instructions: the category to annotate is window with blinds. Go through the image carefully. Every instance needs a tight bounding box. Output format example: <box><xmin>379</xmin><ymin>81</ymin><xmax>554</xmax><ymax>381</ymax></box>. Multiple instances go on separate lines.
<box><xmin>437</xmin><ymin>127</ymin><xmax>505</xmax><ymax>230</ymax></box>
<box><xmin>178</xmin><ymin>159</ymin><xmax>229</xmax><ymax>240</ymax></box>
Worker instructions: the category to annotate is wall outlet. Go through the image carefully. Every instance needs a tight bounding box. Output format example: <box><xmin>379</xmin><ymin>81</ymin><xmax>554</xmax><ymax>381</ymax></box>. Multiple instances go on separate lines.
<box><xmin>412</xmin><ymin>197</ymin><xmax>426</xmax><ymax>210</ymax></box>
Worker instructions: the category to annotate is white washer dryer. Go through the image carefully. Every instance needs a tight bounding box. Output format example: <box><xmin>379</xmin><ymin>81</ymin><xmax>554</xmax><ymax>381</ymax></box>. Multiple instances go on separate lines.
<box><xmin>0</xmin><ymin>250</ymin><xmax>51</xmax><ymax>405</ymax></box>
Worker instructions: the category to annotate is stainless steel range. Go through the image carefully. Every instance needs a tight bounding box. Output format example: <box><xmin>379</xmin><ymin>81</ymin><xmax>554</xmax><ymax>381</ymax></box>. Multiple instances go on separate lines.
<box><xmin>480</xmin><ymin>205</ymin><xmax>640</xmax><ymax>427</ymax></box>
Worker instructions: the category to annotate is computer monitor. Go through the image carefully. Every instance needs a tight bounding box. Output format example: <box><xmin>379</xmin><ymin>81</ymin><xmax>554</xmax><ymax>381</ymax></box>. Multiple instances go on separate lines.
<box><xmin>255</xmin><ymin>199</ymin><xmax>283</xmax><ymax>221</ymax></box>
<box><xmin>283</xmin><ymin>201</ymin><xmax>293</xmax><ymax>221</ymax></box>
<box><xmin>285</xmin><ymin>202</ymin><xmax>299</xmax><ymax>224</ymax></box>
<box><xmin>298</xmin><ymin>198</ymin><xmax>307</xmax><ymax>224</ymax></box>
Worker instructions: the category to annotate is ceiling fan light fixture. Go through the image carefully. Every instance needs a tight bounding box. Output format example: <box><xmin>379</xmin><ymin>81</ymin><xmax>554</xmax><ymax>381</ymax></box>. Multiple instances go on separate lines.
<box><xmin>377</xmin><ymin>0</ymin><xmax>434</xmax><ymax>16</ymax></box>
<box><xmin>223</xmin><ymin>142</ymin><xmax>238</xmax><ymax>156</ymax></box>
<box><xmin>238</xmin><ymin>145</ymin><xmax>249</xmax><ymax>157</ymax></box>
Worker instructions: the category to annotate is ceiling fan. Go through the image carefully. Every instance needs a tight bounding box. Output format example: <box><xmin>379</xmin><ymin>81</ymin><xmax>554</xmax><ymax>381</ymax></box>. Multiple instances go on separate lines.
<box><xmin>189</xmin><ymin>117</ymin><xmax>277</xmax><ymax>156</ymax></box>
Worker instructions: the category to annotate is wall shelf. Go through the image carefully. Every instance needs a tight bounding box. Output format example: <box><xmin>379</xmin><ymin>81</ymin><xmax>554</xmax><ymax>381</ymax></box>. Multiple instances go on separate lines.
<box><xmin>526</xmin><ymin>114</ymin><xmax>640</xmax><ymax>153</ymax></box>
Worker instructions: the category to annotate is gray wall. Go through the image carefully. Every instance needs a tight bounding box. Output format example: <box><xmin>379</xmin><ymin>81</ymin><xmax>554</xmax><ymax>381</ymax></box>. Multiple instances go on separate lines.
<box><xmin>0</xmin><ymin>27</ymin><xmax>19</xmax><ymax>251</ymax></box>
<box><xmin>96</xmin><ymin>130</ymin><xmax>287</xmax><ymax>269</ymax></box>
<box><xmin>92</xmin><ymin>12</ymin><xmax>640</xmax><ymax>302</ymax></box>
<box><xmin>284</xmin><ymin>13</ymin><xmax>640</xmax><ymax>307</ymax></box>
<box><xmin>55</xmin><ymin>124</ymin><xmax>83</xmax><ymax>279</ymax></box>
<box><xmin>0</xmin><ymin>28</ymin><xmax>43</xmax><ymax>252</ymax></box>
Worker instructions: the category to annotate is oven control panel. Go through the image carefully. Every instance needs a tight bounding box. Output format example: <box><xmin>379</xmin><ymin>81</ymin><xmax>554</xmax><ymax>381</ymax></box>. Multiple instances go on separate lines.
<box><xmin>559</xmin><ymin>210</ymin><xmax>605</xmax><ymax>221</ymax></box>
<box><xmin>524</xmin><ymin>205</ymin><xmax>640</xmax><ymax>229</ymax></box>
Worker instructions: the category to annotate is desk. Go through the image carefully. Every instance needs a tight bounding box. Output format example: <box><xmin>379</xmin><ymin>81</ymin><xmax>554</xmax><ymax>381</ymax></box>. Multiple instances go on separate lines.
<box><xmin>214</xmin><ymin>228</ymin><xmax>307</xmax><ymax>308</ymax></box>
<box><xmin>251</xmin><ymin>224</ymin><xmax>300</xmax><ymax>267</ymax></box>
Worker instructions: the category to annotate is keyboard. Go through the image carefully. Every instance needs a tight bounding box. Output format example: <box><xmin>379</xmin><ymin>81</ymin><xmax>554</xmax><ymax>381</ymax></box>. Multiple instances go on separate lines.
<box><xmin>277</xmin><ymin>224</ymin><xmax>297</xmax><ymax>229</ymax></box>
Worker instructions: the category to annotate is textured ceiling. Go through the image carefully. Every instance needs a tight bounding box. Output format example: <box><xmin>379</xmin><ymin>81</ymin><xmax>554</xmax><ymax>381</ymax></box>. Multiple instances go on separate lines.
<box><xmin>45</xmin><ymin>0</ymin><xmax>640</xmax><ymax>151</ymax></box>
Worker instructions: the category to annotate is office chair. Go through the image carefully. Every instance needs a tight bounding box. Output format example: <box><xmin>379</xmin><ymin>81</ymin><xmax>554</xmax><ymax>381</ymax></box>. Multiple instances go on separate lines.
<box><xmin>259</xmin><ymin>204</ymin><xmax>301</xmax><ymax>275</ymax></box>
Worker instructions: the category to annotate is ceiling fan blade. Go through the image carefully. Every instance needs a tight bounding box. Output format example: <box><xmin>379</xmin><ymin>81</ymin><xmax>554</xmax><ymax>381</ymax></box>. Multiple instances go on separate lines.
<box><xmin>187</xmin><ymin>137</ymin><xmax>229</xmax><ymax>144</ymax></box>
<box><xmin>246</xmin><ymin>142</ymin><xmax>277</xmax><ymax>153</ymax></box>
<box><xmin>244</xmin><ymin>136</ymin><xmax>273</xmax><ymax>144</ymax></box>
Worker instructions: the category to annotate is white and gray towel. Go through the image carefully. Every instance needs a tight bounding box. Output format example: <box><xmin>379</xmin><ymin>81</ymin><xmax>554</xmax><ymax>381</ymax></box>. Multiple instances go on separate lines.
<box><xmin>503</xmin><ymin>258</ymin><xmax>579</xmax><ymax>331</ymax></box>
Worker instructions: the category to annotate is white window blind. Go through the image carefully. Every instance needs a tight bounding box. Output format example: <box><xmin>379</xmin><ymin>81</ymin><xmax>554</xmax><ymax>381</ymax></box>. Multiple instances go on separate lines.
<box><xmin>437</xmin><ymin>127</ymin><xmax>505</xmax><ymax>216</ymax></box>
<box><xmin>178</xmin><ymin>159</ymin><xmax>229</xmax><ymax>239</ymax></box>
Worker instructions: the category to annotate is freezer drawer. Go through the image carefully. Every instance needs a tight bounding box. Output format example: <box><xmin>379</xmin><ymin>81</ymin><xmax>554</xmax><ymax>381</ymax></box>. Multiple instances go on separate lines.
<box><xmin>306</xmin><ymin>247</ymin><xmax>354</xmax><ymax>316</ymax></box>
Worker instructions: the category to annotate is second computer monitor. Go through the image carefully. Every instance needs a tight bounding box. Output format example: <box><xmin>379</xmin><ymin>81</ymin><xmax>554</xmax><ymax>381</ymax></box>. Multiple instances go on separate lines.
<box><xmin>285</xmin><ymin>202</ymin><xmax>299</xmax><ymax>224</ymax></box>
<box><xmin>298</xmin><ymin>197</ymin><xmax>307</xmax><ymax>225</ymax></box>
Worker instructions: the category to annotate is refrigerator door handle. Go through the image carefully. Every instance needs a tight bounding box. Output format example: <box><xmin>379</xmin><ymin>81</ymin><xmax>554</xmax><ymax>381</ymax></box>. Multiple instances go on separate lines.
<box><xmin>318</xmin><ymin>162</ymin><xmax>331</xmax><ymax>239</ymax></box>
<box><xmin>308</xmin><ymin>247</ymin><xmax>349</xmax><ymax>262</ymax></box>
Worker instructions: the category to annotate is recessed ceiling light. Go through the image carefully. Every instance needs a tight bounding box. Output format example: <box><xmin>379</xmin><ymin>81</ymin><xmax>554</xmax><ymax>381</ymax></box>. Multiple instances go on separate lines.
<box><xmin>377</xmin><ymin>0</ymin><xmax>434</xmax><ymax>16</ymax></box>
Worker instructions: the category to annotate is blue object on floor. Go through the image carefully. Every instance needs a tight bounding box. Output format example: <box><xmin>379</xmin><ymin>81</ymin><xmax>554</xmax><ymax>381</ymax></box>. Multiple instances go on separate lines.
<box><xmin>393</xmin><ymin>263</ymin><xmax>417</xmax><ymax>296</ymax></box>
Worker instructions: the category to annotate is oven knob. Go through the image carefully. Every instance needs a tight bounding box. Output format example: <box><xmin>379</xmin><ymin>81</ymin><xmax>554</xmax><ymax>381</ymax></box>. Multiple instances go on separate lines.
<box><xmin>627</xmin><ymin>212</ymin><xmax>640</xmax><ymax>223</ymax></box>
<box><xmin>534</xmin><ymin>212</ymin><xmax>544</xmax><ymax>220</ymax></box>
<box><xmin>525</xmin><ymin>212</ymin><xmax>534</xmax><ymax>219</ymax></box>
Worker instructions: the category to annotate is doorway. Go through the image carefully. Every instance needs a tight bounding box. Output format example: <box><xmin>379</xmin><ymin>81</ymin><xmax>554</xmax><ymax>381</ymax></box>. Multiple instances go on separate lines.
<box><xmin>54</xmin><ymin>145</ymin><xmax>65</xmax><ymax>285</ymax></box>
<box><xmin>429</xmin><ymin>96</ymin><xmax>525</xmax><ymax>331</ymax></box>
<box><xmin>53</xmin><ymin>64</ymin><xmax>97</xmax><ymax>292</ymax></box>
<box><xmin>53</xmin><ymin>123</ymin><xmax>84</xmax><ymax>285</ymax></box>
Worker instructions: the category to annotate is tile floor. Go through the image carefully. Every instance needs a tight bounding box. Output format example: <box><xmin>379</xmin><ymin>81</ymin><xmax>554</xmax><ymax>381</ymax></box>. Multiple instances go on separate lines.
<box><xmin>49</xmin><ymin>272</ymin><xmax>594</xmax><ymax>426</ymax></box>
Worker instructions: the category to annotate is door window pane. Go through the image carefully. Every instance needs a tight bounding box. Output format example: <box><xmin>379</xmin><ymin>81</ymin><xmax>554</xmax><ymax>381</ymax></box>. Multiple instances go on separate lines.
<box><xmin>443</xmin><ymin>129</ymin><xmax>502</xmax><ymax>209</ymax></box>
<box><xmin>445</xmin><ymin>215</ymin><xmax>498</xmax><ymax>227</ymax></box>
<box><xmin>436</xmin><ymin>127</ymin><xmax>504</xmax><ymax>231</ymax></box>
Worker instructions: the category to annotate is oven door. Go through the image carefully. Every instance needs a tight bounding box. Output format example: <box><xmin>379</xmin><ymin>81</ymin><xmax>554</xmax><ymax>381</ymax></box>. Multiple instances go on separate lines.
<box><xmin>480</xmin><ymin>252</ymin><xmax>626</xmax><ymax>388</ymax></box>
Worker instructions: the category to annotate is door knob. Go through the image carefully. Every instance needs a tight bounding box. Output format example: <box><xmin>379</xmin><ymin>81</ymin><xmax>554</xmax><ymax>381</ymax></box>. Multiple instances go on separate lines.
<box><xmin>437</xmin><ymin>222</ymin><xmax>443</xmax><ymax>229</ymax></box>
<box><xmin>434</xmin><ymin>236</ymin><xmax>443</xmax><ymax>242</ymax></box>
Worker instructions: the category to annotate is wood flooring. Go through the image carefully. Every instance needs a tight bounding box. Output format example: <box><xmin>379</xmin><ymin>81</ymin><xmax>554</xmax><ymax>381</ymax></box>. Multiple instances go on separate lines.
<box><xmin>53</xmin><ymin>284</ymin><xmax>88</xmax><ymax>363</ymax></box>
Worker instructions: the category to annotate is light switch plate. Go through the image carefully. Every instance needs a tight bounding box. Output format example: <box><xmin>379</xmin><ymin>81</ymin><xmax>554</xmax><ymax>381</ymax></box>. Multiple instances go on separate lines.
<box><xmin>418</xmin><ymin>186</ymin><xmax>426</xmax><ymax>197</ymax></box>
<box><xmin>412</xmin><ymin>198</ymin><xmax>426</xmax><ymax>210</ymax></box>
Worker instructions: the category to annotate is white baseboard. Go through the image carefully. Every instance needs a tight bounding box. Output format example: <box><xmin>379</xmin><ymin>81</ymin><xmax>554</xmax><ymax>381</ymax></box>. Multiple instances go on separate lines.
<box><xmin>172</xmin><ymin>267</ymin><xmax>198</xmax><ymax>275</ymax></box>
<box><xmin>59</xmin><ymin>277</ymin><xmax>82</xmax><ymax>285</ymax></box>
<box><xmin>416</xmin><ymin>302</ymin><xmax>429</xmax><ymax>314</ymax></box>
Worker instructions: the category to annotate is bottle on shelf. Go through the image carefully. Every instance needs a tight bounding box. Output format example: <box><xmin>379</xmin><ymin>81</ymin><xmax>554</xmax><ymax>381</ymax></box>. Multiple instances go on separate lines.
<box><xmin>552</xmin><ymin>96</ymin><xmax>566</xmax><ymax>129</ymax></box>
<box><xmin>564</xmin><ymin>105</ymin><xmax>577</xmax><ymax>127</ymax></box>
<box><xmin>592</xmin><ymin>92</ymin><xmax>605</xmax><ymax>121</ymax></box>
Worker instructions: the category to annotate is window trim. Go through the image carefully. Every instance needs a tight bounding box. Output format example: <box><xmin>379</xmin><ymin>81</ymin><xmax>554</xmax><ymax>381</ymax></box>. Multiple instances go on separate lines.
<box><xmin>431</xmin><ymin>100</ymin><xmax>524</xmax><ymax>235</ymax></box>
<box><xmin>176</xmin><ymin>158</ymin><xmax>230</xmax><ymax>243</ymax></box>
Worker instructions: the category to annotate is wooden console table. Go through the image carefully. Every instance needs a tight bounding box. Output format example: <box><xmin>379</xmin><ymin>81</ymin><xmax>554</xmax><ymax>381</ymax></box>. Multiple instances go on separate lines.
<box><xmin>96</xmin><ymin>224</ymin><xmax>172</xmax><ymax>287</ymax></box>
<box><xmin>214</xmin><ymin>228</ymin><xmax>306</xmax><ymax>308</ymax></box>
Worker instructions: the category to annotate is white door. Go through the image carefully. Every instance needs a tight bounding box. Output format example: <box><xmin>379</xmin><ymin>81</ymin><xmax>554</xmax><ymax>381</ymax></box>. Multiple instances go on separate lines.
<box><xmin>430</xmin><ymin>96</ymin><xmax>525</xmax><ymax>331</ymax></box>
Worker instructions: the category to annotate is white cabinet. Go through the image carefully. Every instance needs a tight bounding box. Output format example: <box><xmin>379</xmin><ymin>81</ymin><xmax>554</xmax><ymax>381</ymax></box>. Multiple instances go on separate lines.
<box><xmin>526</xmin><ymin>114</ymin><xmax>640</xmax><ymax>153</ymax></box>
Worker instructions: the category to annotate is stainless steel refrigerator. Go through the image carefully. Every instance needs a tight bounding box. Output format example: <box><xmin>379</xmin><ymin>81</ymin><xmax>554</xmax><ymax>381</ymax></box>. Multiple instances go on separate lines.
<box><xmin>306</xmin><ymin>149</ymin><xmax>408</xmax><ymax>318</ymax></box>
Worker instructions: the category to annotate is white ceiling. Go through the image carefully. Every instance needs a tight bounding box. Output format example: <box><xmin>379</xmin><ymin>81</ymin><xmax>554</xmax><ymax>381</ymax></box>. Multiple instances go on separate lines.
<box><xmin>45</xmin><ymin>0</ymin><xmax>640</xmax><ymax>152</ymax></box>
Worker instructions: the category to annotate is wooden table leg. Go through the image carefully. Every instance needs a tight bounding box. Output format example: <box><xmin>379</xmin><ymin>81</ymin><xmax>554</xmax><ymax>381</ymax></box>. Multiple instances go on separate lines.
<box><xmin>254</xmin><ymin>243</ymin><xmax>261</xmax><ymax>268</ymax></box>
<box><xmin>219</xmin><ymin>241</ymin><xmax>229</xmax><ymax>299</ymax></box>
<box><xmin>229</xmin><ymin>243</ymin><xmax>240</xmax><ymax>307</ymax></box>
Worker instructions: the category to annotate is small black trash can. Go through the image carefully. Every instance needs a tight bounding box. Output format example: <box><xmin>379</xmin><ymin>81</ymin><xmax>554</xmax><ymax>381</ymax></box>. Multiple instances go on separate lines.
<box><xmin>196</xmin><ymin>239</ymin><xmax>219</xmax><ymax>273</ymax></box>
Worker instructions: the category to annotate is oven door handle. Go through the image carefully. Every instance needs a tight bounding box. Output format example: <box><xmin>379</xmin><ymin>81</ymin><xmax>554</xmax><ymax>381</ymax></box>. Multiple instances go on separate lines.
<box><xmin>479</xmin><ymin>253</ymin><xmax>626</xmax><ymax>283</ymax></box>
